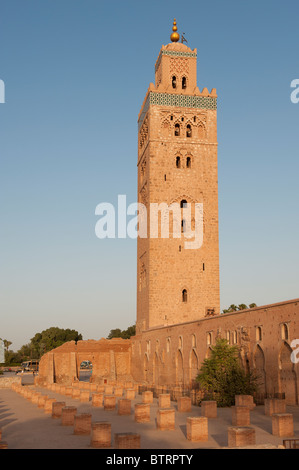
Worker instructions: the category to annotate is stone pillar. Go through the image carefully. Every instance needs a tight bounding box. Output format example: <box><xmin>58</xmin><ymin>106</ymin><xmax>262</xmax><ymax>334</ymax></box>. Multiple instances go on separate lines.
<box><xmin>65</xmin><ymin>386</ymin><xmax>73</xmax><ymax>396</ymax></box>
<box><xmin>104</xmin><ymin>395</ymin><xmax>116</xmax><ymax>411</ymax></box>
<box><xmin>61</xmin><ymin>406</ymin><xmax>77</xmax><ymax>426</ymax></box>
<box><xmin>158</xmin><ymin>394</ymin><xmax>171</xmax><ymax>409</ymax></box>
<box><xmin>80</xmin><ymin>391</ymin><xmax>90</xmax><ymax>402</ymax></box>
<box><xmin>32</xmin><ymin>393</ymin><xmax>42</xmax><ymax>404</ymax></box>
<box><xmin>235</xmin><ymin>395</ymin><xmax>255</xmax><ymax>410</ymax></box>
<box><xmin>231</xmin><ymin>406</ymin><xmax>250</xmax><ymax>426</ymax></box>
<box><xmin>104</xmin><ymin>385</ymin><xmax>114</xmax><ymax>394</ymax></box>
<box><xmin>272</xmin><ymin>414</ymin><xmax>294</xmax><ymax>437</ymax></box>
<box><xmin>70</xmin><ymin>352</ymin><xmax>78</xmax><ymax>382</ymax></box>
<box><xmin>265</xmin><ymin>398</ymin><xmax>286</xmax><ymax>416</ymax></box>
<box><xmin>201</xmin><ymin>401</ymin><xmax>217</xmax><ymax>418</ymax></box>
<box><xmin>142</xmin><ymin>391</ymin><xmax>153</xmax><ymax>404</ymax></box>
<box><xmin>114</xmin><ymin>433</ymin><xmax>141</xmax><ymax>449</ymax></box>
<box><xmin>156</xmin><ymin>409</ymin><xmax>175</xmax><ymax>430</ymax></box>
<box><xmin>177</xmin><ymin>396</ymin><xmax>192</xmax><ymax>412</ymax></box>
<box><xmin>118</xmin><ymin>399</ymin><xmax>132</xmax><ymax>415</ymax></box>
<box><xmin>74</xmin><ymin>413</ymin><xmax>92</xmax><ymax>435</ymax></box>
<box><xmin>92</xmin><ymin>393</ymin><xmax>104</xmax><ymax>407</ymax></box>
<box><xmin>37</xmin><ymin>395</ymin><xmax>49</xmax><ymax>408</ymax></box>
<box><xmin>135</xmin><ymin>403</ymin><xmax>151</xmax><ymax>423</ymax></box>
<box><xmin>72</xmin><ymin>388</ymin><xmax>81</xmax><ymax>399</ymax></box>
<box><xmin>186</xmin><ymin>417</ymin><xmax>208</xmax><ymax>442</ymax></box>
<box><xmin>125</xmin><ymin>389</ymin><xmax>136</xmax><ymax>400</ymax></box>
<box><xmin>47</xmin><ymin>353</ymin><xmax>54</xmax><ymax>384</ymax></box>
<box><xmin>228</xmin><ymin>427</ymin><xmax>256</xmax><ymax>447</ymax></box>
<box><xmin>44</xmin><ymin>398</ymin><xmax>56</xmax><ymax>414</ymax></box>
<box><xmin>114</xmin><ymin>387</ymin><xmax>123</xmax><ymax>397</ymax></box>
<box><xmin>52</xmin><ymin>401</ymin><xmax>66</xmax><ymax>418</ymax></box>
<box><xmin>91</xmin><ymin>422</ymin><xmax>111</xmax><ymax>448</ymax></box>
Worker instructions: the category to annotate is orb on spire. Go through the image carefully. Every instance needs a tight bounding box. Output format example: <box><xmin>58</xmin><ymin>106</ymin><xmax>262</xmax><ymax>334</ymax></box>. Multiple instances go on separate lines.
<box><xmin>170</xmin><ymin>18</ymin><xmax>180</xmax><ymax>42</ymax></box>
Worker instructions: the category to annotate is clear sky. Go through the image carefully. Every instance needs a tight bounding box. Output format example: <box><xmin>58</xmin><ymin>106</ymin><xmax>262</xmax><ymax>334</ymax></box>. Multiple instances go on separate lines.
<box><xmin>0</xmin><ymin>0</ymin><xmax>298</xmax><ymax>351</ymax></box>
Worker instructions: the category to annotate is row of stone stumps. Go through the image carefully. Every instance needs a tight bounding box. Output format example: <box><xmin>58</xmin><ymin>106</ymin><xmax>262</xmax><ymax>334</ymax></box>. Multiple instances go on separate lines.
<box><xmin>8</xmin><ymin>382</ymin><xmax>295</xmax><ymax>448</ymax></box>
<box><xmin>228</xmin><ymin>395</ymin><xmax>294</xmax><ymax>447</ymax></box>
<box><xmin>10</xmin><ymin>381</ymin><xmax>141</xmax><ymax>448</ymax></box>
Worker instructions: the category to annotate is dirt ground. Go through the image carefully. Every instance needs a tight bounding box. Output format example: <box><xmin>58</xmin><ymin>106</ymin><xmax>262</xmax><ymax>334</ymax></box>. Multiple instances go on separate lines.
<box><xmin>0</xmin><ymin>383</ymin><xmax>298</xmax><ymax>450</ymax></box>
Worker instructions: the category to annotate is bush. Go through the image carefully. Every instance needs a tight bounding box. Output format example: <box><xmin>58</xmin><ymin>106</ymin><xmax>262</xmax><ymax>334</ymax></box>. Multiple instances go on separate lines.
<box><xmin>196</xmin><ymin>338</ymin><xmax>258</xmax><ymax>407</ymax></box>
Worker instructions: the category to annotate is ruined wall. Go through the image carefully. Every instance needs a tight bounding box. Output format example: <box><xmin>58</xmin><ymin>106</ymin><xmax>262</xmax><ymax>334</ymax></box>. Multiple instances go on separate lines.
<box><xmin>131</xmin><ymin>298</ymin><xmax>299</xmax><ymax>405</ymax></box>
<box><xmin>35</xmin><ymin>299</ymin><xmax>299</xmax><ymax>404</ymax></box>
<box><xmin>36</xmin><ymin>338</ymin><xmax>132</xmax><ymax>385</ymax></box>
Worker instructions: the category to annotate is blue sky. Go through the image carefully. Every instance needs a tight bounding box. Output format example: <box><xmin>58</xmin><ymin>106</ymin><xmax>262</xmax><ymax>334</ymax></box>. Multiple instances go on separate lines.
<box><xmin>0</xmin><ymin>0</ymin><xmax>298</xmax><ymax>351</ymax></box>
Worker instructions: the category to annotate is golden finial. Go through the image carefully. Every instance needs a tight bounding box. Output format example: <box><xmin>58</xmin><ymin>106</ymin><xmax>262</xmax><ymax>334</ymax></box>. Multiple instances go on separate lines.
<box><xmin>170</xmin><ymin>18</ymin><xmax>180</xmax><ymax>42</ymax></box>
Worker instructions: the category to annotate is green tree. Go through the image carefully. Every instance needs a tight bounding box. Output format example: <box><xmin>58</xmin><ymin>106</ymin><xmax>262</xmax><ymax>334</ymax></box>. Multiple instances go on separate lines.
<box><xmin>222</xmin><ymin>303</ymin><xmax>257</xmax><ymax>314</ymax></box>
<box><xmin>107</xmin><ymin>324</ymin><xmax>136</xmax><ymax>340</ymax></box>
<box><xmin>3</xmin><ymin>340</ymin><xmax>12</xmax><ymax>351</ymax></box>
<box><xmin>196</xmin><ymin>338</ymin><xmax>258</xmax><ymax>407</ymax></box>
<box><xmin>30</xmin><ymin>327</ymin><xmax>82</xmax><ymax>355</ymax></box>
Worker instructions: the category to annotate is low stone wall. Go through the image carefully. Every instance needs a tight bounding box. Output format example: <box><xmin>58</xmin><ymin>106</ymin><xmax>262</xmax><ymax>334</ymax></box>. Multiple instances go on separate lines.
<box><xmin>0</xmin><ymin>376</ymin><xmax>21</xmax><ymax>388</ymax></box>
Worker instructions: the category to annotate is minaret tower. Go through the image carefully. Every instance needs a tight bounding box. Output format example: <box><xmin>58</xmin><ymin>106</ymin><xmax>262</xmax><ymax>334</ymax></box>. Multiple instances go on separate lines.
<box><xmin>136</xmin><ymin>20</ymin><xmax>220</xmax><ymax>334</ymax></box>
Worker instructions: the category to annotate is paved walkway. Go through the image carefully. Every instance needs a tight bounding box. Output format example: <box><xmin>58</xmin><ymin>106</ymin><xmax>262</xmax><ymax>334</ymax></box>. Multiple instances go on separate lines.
<box><xmin>0</xmin><ymin>386</ymin><xmax>298</xmax><ymax>449</ymax></box>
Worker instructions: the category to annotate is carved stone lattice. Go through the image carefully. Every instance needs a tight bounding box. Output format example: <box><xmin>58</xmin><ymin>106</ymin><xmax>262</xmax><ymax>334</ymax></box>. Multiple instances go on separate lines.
<box><xmin>169</xmin><ymin>57</ymin><xmax>189</xmax><ymax>76</ymax></box>
<box><xmin>139</xmin><ymin>117</ymin><xmax>148</xmax><ymax>149</ymax></box>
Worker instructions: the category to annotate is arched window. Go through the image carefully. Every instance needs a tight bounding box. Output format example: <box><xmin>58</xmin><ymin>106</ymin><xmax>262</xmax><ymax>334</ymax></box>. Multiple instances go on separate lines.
<box><xmin>180</xmin><ymin>199</ymin><xmax>187</xmax><ymax>208</ymax></box>
<box><xmin>174</xmin><ymin>123</ymin><xmax>180</xmax><ymax>136</ymax></box>
<box><xmin>182</xmin><ymin>77</ymin><xmax>187</xmax><ymax>89</ymax></box>
<box><xmin>166</xmin><ymin>337</ymin><xmax>171</xmax><ymax>353</ymax></box>
<box><xmin>232</xmin><ymin>330</ymin><xmax>237</xmax><ymax>344</ymax></box>
<box><xmin>176</xmin><ymin>156</ymin><xmax>181</xmax><ymax>168</ymax></box>
<box><xmin>186</xmin><ymin>156</ymin><xmax>191</xmax><ymax>168</ymax></box>
<box><xmin>192</xmin><ymin>334</ymin><xmax>196</xmax><ymax>348</ymax></box>
<box><xmin>172</xmin><ymin>76</ymin><xmax>177</xmax><ymax>89</ymax></box>
<box><xmin>256</xmin><ymin>326</ymin><xmax>262</xmax><ymax>341</ymax></box>
<box><xmin>182</xmin><ymin>289</ymin><xmax>187</xmax><ymax>302</ymax></box>
<box><xmin>281</xmin><ymin>323</ymin><xmax>289</xmax><ymax>340</ymax></box>
<box><xmin>186</xmin><ymin>124</ymin><xmax>192</xmax><ymax>138</ymax></box>
<box><xmin>207</xmin><ymin>332</ymin><xmax>212</xmax><ymax>345</ymax></box>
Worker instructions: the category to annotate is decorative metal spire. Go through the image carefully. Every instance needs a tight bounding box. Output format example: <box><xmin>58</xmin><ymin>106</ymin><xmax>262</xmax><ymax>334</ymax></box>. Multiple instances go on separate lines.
<box><xmin>170</xmin><ymin>18</ymin><xmax>180</xmax><ymax>42</ymax></box>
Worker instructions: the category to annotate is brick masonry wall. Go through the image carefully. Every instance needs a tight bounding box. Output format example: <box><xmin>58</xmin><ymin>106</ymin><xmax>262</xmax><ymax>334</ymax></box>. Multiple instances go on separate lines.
<box><xmin>131</xmin><ymin>298</ymin><xmax>299</xmax><ymax>404</ymax></box>
<box><xmin>36</xmin><ymin>338</ymin><xmax>132</xmax><ymax>385</ymax></box>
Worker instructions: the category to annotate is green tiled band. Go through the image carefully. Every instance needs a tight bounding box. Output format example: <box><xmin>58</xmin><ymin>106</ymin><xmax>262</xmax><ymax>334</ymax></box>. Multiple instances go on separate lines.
<box><xmin>138</xmin><ymin>92</ymin><xmax>217</xmax><ymax>130</ymax></box>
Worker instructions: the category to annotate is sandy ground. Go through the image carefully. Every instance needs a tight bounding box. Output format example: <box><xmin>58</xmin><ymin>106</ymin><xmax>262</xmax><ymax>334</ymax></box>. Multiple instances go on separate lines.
<box><xmin>0</xmin><ymin>383</ymin><xmax>298</xmax><ymax>450</ymax></box>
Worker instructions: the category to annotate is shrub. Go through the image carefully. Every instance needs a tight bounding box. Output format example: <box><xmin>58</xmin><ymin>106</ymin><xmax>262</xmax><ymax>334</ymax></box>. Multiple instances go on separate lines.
<box><xmin>196</xmin><ymin>338</ymin><xmax>258</xmax><ymax>407</ymax></box>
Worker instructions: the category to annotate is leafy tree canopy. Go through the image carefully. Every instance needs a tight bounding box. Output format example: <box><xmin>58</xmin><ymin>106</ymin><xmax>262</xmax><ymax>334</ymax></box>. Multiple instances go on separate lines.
<box><xmin>222</xmin><ymin>303</ymin><xmax>257</xmax><ymax>314</ymax></box>
<box><xmin>196</xmin><ymin>338</ymin><xmax>259</xmax><ymax>407</ymax></box>
<box><xmin>30</xmin><ymin>327</ymin><xmax>82</xmax><ymax>355</ymax></box>
<box><xmin>2</xmin><ymin>327</ymin><xmax>83</xmax><ymax>366</ymax></box>
<box><xmin>107</xmin><ymin>324</ymin><xmax>136</xmax><ymax>340</ymax></box>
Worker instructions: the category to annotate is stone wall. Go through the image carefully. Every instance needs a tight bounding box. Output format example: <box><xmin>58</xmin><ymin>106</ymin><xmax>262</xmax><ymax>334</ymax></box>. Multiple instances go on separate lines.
<box><xmin>131</xmin><ymin>298</ymin><xmax>299</xmax><ymax>405</ymax></box>
<box><xmin>36</xmin><ymin>338</ymin><xmax>132</xmax><ymax>385</ymax></box>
